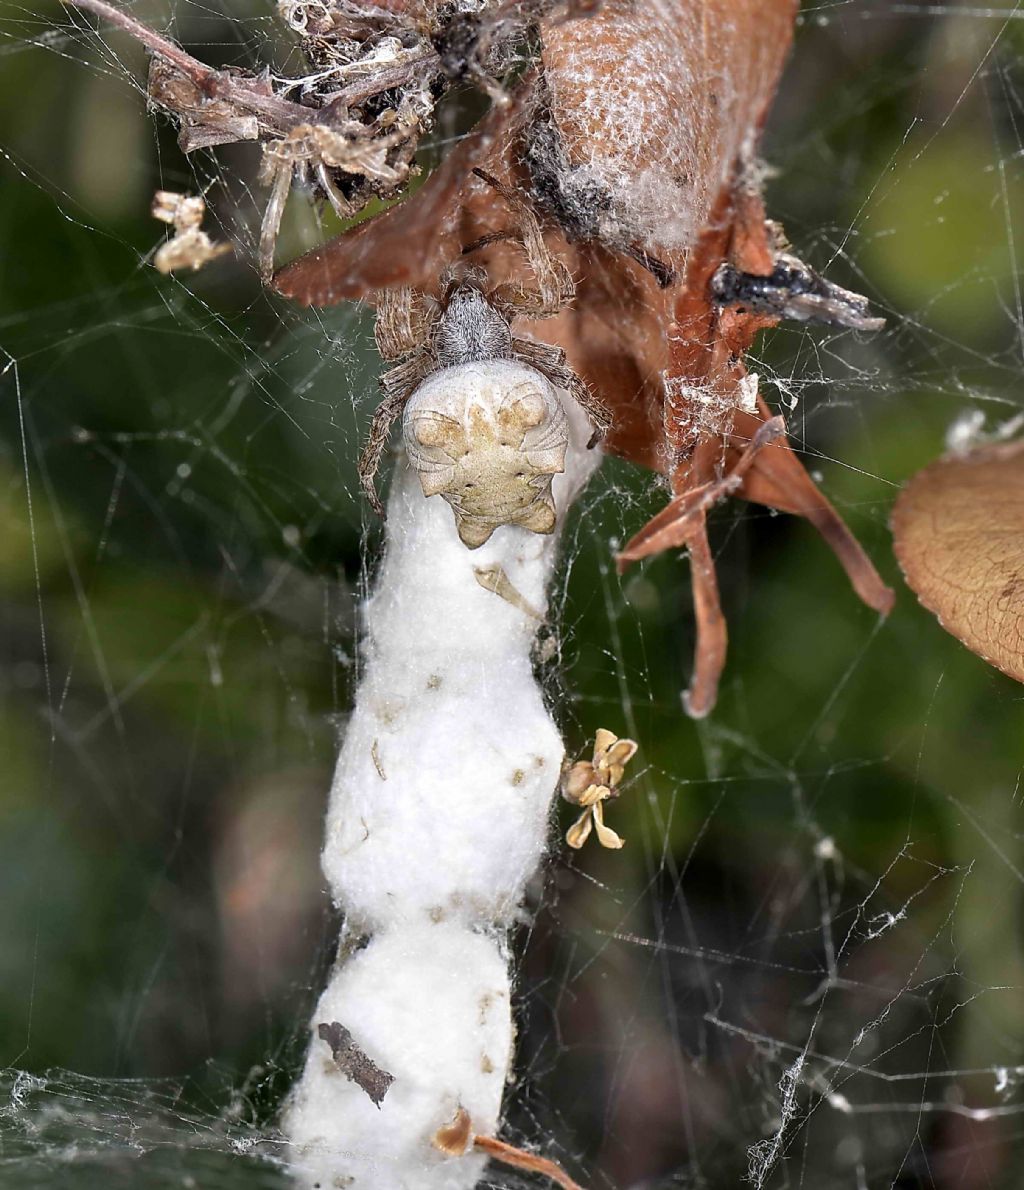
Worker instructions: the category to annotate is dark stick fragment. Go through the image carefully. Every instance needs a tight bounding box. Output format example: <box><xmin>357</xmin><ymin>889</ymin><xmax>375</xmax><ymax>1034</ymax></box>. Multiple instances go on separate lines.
<box><xmin>148</xmin><ymin>59</ymin><xmax>260</xmax><ymax>153</ymax></box>
<box><xmin>622</xmin><ymin>243</ymin><xmax>677</xmax><ymax>288</ymax></box>
<box><xmin>317</xmin><ymin>1021</ymin><xmax>395</xmax><ymax>1108</ymax></box>
<box><xmin>711</xmin><ymin>252</ymin><xmax>885</xmax><ymax>332</ymax></box>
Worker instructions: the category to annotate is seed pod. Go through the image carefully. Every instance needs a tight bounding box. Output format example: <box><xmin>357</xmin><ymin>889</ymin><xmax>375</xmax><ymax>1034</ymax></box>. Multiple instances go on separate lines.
<box><xmin>891</xmin><ymin>438</ymin><xmax>1024</xmax><ymax>684</ymax></box>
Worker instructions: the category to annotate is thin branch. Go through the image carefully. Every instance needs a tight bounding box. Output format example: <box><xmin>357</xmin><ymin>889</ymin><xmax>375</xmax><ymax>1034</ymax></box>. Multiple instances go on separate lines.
<box><xmin>62</xmin><ymin>0</ymin><xmax>210</xmax><ymax>85</ymax></box>
<box><xmin>318</xmin><ymin>52</ymin><xmax>440</xmax><ymax>115</ymax></box>
<box><xmin>61</xmin><ymin>0</ymin><xmax>438</xmax><ymax>135</ymax></box>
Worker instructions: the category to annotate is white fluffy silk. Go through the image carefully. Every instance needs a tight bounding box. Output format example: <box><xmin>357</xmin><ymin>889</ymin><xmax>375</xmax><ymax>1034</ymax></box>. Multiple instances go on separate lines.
<box><xmin>285</xmin><ymin>382</ymin><xmax>600</xmax><ymax>1188</ymax></box>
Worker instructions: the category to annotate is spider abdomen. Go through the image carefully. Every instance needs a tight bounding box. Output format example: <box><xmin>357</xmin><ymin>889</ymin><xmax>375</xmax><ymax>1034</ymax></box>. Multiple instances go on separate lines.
<box><xmin>403</xmin><ymin>360</ymin><xmax>568</xmax><ymax>549</ymax></box>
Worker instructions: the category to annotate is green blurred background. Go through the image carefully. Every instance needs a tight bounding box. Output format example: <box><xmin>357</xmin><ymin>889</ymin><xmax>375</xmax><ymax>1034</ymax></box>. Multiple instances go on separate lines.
<box><xmin>1</xmin><ymin>2</ymin><xmax>1023</xmax><ymax>1187</ymax></box>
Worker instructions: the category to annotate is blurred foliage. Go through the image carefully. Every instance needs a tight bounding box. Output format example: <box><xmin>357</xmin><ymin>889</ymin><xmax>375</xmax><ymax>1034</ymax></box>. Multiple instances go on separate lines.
<box><xmin>1</xmin><ymin>3</ymin><xmax>1023</xmax><ymax>1189</ymax></box>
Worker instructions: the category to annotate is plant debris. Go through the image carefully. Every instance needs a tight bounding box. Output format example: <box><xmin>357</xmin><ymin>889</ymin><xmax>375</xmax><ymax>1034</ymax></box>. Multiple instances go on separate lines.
<box><xmin>268</xmin><ymin>0</ymin><xmax>892</xmax><ymax>717</ymax></box>
<box><xmin>712</xmin><ymin>250</ymin><xmax>885</xmax><ymax>332</ymax></box>
<box><xmin>561</xmin><ymin>728</ymin><xmax>637</xmax><ymax>850</ymax></box>
<box><xmin>432</xmin><ymin>1106</ymin><xmax>587</xmax><ymax>1190</ymax></box>
<box><xmin>317</xmin><ymin>1020</ymin><xmax>395</xmax><ymax>1107</ymax></box>
<box><xmin>473</xmin><ymin>563</ymin><xmax>544</xmax><ymax>620</ymax></box>
<box><xmin>65</xmin><ymin>0</ymin><xmax>593</xmax><ymax>279</ymax></box>
<box><xmin>151</xmin><ymin>190</ymin><xmax>232</xmax><ymax>273</ymax></box>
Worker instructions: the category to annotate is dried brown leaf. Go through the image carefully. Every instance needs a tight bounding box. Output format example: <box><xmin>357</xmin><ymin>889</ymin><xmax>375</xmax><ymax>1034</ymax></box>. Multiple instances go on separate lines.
<box><xmin>272</xmin><ymin>75</ymin><xmax>538</xmax><ymax>305</ymax></box>
<box><xmin>432</xmin><ymin>1105</ymin><xmax>473</xmax><ymax>1156</ymax></box>
<box><xmin>891</xmin><ymin>439</ymin><xmax>1024</xmax><ymax>684</ymax></box>
<box><xmin>730</xmin><ymin>397</ymin><xmax>895</xmax><ymax>617</ymax></box>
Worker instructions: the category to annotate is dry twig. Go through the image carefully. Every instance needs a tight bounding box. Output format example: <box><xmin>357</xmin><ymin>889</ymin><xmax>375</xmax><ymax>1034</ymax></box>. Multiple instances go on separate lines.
<box><xmin>433</xmin><ymin>1107</ymin><xmax>587</xmax><ymax>1190</ymax></box>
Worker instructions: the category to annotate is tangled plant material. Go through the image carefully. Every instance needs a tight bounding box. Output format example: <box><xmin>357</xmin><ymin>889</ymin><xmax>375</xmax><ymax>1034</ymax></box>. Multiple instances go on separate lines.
<box><xmin>275</xmin><ymin>0</ymin><xmax>894</xmax><ymax>717</ymax></box>
<box><xmin>66</xmin><ymin>0</ymin><xmax>590</xmax><ymax>279</ymax></box>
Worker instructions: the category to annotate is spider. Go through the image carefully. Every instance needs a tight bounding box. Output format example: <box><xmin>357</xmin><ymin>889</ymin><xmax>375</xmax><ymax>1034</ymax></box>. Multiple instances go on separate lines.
<box><xmin>357</xmin><ymin>170</ymin><xmax>611</xmax><ymax>526</ymax></box>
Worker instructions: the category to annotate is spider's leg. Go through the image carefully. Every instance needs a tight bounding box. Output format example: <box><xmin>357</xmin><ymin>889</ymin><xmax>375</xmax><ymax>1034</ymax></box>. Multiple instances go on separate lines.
<box><xmin>508</xmin><ymin>334</ymin><xmax>563</xmax><ymax>371</ymax></box>
<box><xmin>462</xmin><ymin>229</ymin><xmax>518</xmax><ymax>256</ymax></box>
<box><xmin>375</xmin><ymin>288</ymin><xmax>435</xmax><ymax>361</ymax></box>
<box><xmin>358</xmin><ymin>386</ymin><xmax>415</xmax><ymax>518</ymax></box>
<box><xmin>563</xmin><ymin>370</ymin><xmax>612</xmax><ymax>447</ymax></box>
<box><xmin>358</xmin><ymin>357</ymin><xmax>430</xmax><ymax>516</ymax></box>
<box><xmin>472</xmin><ymin>168</ymin><xmax>575</xmax><ymax>318</ymax></box>
<box><xmin>316</xmin><ymin>162</ymin><xmax>357</xmax><ymax>222</ymax></box>
<box><xmin>512</xmin><ymin>336</ymin><xmax>612</xmax><ymax>445</ymax></box>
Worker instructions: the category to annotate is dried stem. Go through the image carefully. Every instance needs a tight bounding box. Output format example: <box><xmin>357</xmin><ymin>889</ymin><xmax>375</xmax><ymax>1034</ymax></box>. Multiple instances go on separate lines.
<box><xmin>474</xmin><ymin>1133</ymin><xmax>587</xmax><ymax>1190</ymax></box>
<box><xmin>63</xmin><ymin>0</ymin><xmax>210</xmax><ymax>85</ymax></box>
<box><xmin>61</xmin><ymin>0</ymin><xmax>438</xmax><ymax>135</ymax></box>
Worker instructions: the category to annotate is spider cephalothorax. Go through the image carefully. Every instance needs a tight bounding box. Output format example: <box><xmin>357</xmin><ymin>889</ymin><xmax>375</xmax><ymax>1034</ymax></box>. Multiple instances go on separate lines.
<box><xmin>357</xmin><ymin>172</ymin><xmax>610</xmax><ymax>545</ymax></box>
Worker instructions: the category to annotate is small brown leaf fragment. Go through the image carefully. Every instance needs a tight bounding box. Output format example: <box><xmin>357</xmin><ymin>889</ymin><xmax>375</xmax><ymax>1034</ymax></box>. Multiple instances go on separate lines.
<box><xmin>432</xmin><ymin>1105</ymin><xmax>473</xmax><ymax>1156</ymax></box>
<box><xmin>891</xmin><ymin>439</ymin><xmax>1024</xmax><ymax>684</ymax></box>
<box><xmin>317</xmin><ymin>1021</ymin><xmax>395</xmax><ymax>1107</ymax></box>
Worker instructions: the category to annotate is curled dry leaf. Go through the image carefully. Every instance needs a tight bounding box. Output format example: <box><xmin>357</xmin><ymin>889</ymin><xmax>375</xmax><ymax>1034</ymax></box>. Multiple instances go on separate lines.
<box><xmin>891</xmin><ymin>439</ymin><xmax>1024</xmax><ymax>684</ymax></box>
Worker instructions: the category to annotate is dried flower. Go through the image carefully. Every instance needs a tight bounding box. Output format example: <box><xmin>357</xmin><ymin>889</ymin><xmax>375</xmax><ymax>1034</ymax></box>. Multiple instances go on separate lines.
<box><xmin>151</xmin><ymin>190</ymin><xmax>231</xmax><ymax>274</ymax></box>
<box><xmin>561</xmin><ymin>728</ymin><xmax>637</xmax><ymax>850</ymax></box>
